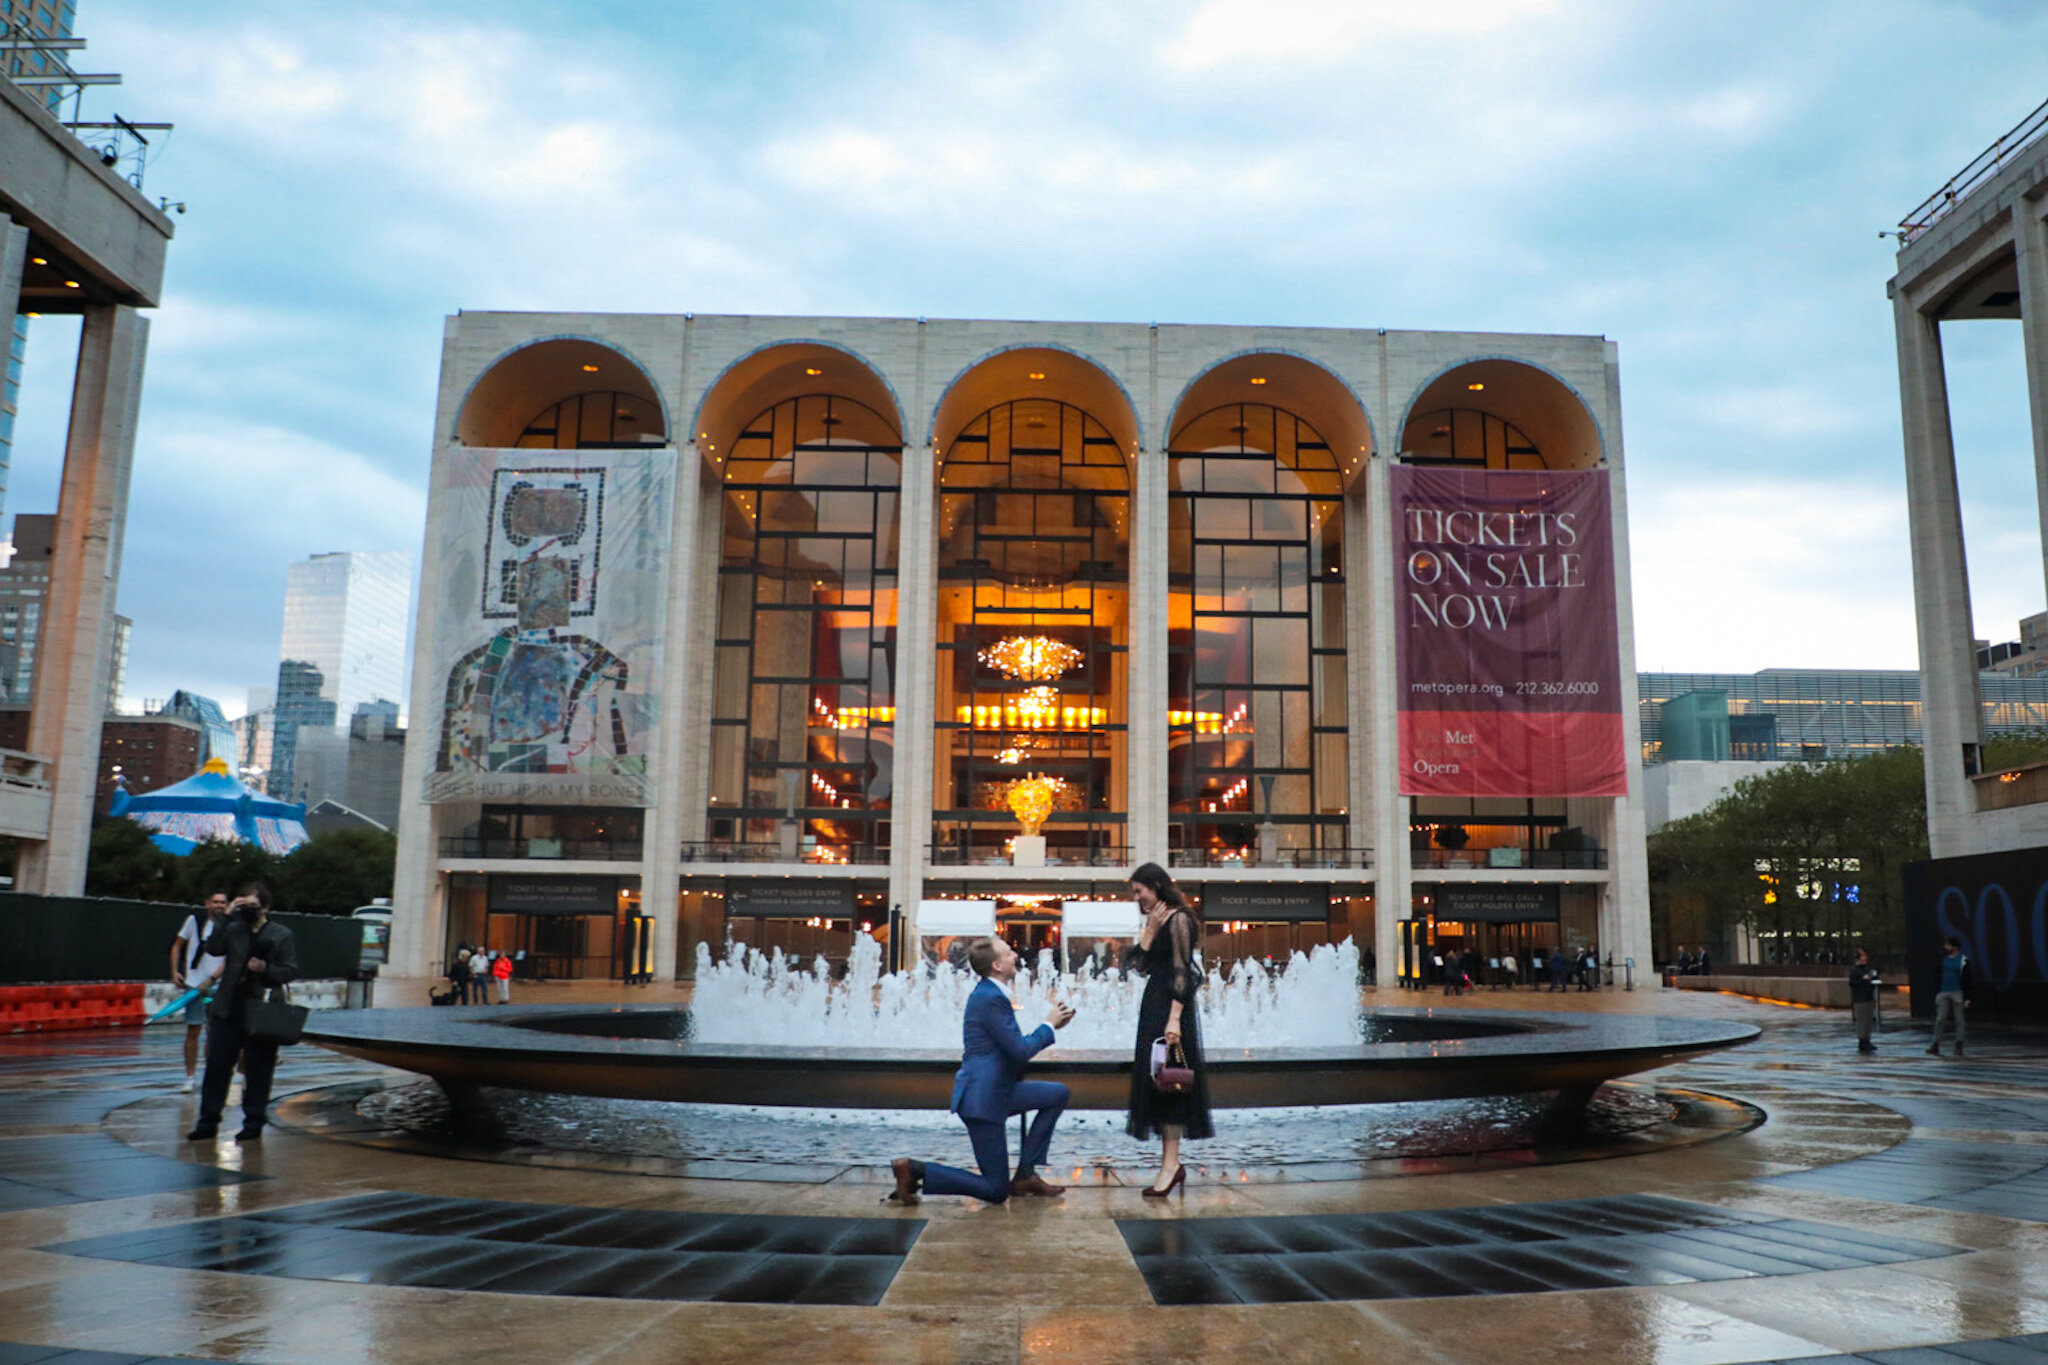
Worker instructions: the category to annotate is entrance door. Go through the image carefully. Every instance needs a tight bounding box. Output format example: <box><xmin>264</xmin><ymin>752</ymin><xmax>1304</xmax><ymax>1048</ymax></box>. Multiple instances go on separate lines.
<box><xmin>520</xmin><ymin>915</ymin><xmax>589</xmax><ymax>980</ymax></box>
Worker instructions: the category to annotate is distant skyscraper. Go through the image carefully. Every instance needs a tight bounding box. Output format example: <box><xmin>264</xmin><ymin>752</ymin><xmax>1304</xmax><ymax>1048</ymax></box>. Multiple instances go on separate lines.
<box><xmin>0</xmin><ymin>513</ymin><xmax>127</xmax><ymax>711</ymax></box>
<box><xmin>269</xmin><ymin>550</ymin><xmax>411</xmax><ymax>797</ymax></box>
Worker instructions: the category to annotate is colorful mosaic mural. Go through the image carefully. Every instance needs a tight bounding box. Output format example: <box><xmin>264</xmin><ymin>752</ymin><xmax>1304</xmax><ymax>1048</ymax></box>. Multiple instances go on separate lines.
<box><xmin>426</xmin><ymin>449</ymin><xmax>672</xmax><ymax>806</ymax></box>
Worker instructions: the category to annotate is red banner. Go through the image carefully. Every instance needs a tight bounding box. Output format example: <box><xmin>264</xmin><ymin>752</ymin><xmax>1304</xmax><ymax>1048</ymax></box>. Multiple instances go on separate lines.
<box><xmin>1392</xmin><ymin>466</ymin><xmax>1626</xmax><ymax>797</ymax></box>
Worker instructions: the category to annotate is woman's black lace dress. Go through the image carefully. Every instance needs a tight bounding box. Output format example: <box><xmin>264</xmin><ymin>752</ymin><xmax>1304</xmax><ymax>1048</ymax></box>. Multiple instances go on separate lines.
<box><xmin>1124</xmin><ymin>909</ymin><xmax>1214</xmax><ymax>1140</ymax></box>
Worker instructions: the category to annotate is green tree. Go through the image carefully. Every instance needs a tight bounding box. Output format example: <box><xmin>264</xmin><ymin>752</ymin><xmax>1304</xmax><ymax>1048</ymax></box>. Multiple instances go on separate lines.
<box><xmin>274</xmin><ymin>827</ymin><xmax>397</xmax><ymax>915</ymax></box>
<box><xmin>84</xmin><ymin>817</ymin><xmax>176</xmax><ymax>901</ymax></box>
<box><xmin>1647</xmin><ymin>748</ymin><xmax>1928</xmax><ymax>969</ymax></box>
<box><xmin>170</xmin><ymin>838</ymin><xmax>279</xmax><ymax>906</ymax></box>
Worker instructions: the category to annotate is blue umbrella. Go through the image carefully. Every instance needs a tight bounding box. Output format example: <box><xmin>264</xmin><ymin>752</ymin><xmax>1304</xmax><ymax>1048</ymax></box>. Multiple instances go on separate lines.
<box><xmin>146</xmin><ymin>987</ymin><xmax>210</xmax><ymax>1025</ymax></box>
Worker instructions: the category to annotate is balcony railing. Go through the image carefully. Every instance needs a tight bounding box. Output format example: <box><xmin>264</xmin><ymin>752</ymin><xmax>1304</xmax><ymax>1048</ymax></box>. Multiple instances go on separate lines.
<box><xmin>439</xmin><ymin>836</ymin><xmax>644</xmax><ymax>861</ymax></box>
<box><xmin>1411</xmin><ymin>847</ymin><xmax>1607</xmax><ymax>870</ymax></box>
<box><xmin>1170</xmin><ymin>848</ymin><xmax>1372</xmax><ymax>870</ymax></box>
<box><xmin>927</xmin><ymin>841</ymin><xmax>1133</xmax><ymax>869</ymax></box>
<box><xmin>1975</xmin><ymin>760</ymin><xmax>2048</xmax><ymax>813</ymax></box>
<box><xmin>680</xmin><ymin>841</ymin><xmax>890</xmax><ymax>866</ymax></box>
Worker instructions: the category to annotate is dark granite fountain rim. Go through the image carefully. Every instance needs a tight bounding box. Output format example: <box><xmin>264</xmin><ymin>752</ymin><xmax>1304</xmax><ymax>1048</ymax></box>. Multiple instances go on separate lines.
<box><xmin>308</xmin><ymin>1004</ymin><xmax>1759</xmax><ymax>1072</ymax></box>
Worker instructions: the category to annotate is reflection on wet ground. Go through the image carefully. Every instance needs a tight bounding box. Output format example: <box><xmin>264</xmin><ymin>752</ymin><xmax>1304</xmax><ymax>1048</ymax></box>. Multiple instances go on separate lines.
<box><xmin>6</xmin><ymin>991</ymin><xmax>2048</xmax><ymax>1362</ymax></box>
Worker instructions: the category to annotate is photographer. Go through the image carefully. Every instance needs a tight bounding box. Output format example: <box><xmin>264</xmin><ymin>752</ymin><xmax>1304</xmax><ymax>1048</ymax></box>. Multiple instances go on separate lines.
<box><xmin>185</xmin><ymin>882</ymin><xmax>299</xmax><ymax>1143</ymax></box>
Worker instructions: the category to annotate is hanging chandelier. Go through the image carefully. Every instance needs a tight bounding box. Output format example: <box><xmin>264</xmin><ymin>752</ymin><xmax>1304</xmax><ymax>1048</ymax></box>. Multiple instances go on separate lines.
<box><xmin>1015</xmin><ymin>685</ymin><xmax>1060</xmax><ymax>721</ymax></box>
<box><xmin>979</xmin><ymin>634</ymin><xmax>1082</xmax><ymax>682</ymax></box>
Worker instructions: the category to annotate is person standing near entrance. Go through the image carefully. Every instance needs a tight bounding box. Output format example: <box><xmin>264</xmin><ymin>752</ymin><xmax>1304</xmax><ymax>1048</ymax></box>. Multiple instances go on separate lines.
<box><xmin>888</xmin><ymin>936</ymin><xmax>1074</xmax><ymax>1204</ymax></box>
<box><xmin>1928</xmin><ymin>936</ymin><xmax>1972</xmax><ymax>1056</ymax></box>
<box><xmin>1848</xmin><ymin>949</ymin><xmax>1881</xmax><ymax>1053</ymax></box>
<box><xmin>168</xmin><ymin>890</ymin><xmax>229</xmax><ymax>1093</ymax></box>
<box><xmin>1125</xmin><ymin>862</ymin><xmax>1213</xmax><ymax>1197</ymax></box>
<box><xmin>492</xmin><ymin>947</ymin><xmax>513</xmax><ymax>1003</ymax></box>
<box><xmin>186</xmin><ymin>883</ymin><xmax>298</xmax><ymax>1143</ymax></box>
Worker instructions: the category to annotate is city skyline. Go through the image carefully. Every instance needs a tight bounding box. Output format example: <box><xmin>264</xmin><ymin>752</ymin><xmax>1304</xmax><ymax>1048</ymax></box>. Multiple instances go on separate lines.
<box><xmin>6</xmin><ymin>1</ymin><xmax>2048</xmax><ymax>711</ymax></box>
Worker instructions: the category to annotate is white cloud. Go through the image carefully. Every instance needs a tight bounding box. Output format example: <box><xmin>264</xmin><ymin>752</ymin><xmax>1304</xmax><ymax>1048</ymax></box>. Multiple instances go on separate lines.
<box><xmin>1628</xmin><ymin>476</ymin><xmax>1918</xmax><ymax>671</ymax></box>
<box><xmin>1161</xmin><ymin>0</ymin><xmax>1559</xmax><ymax>69</ymax></box>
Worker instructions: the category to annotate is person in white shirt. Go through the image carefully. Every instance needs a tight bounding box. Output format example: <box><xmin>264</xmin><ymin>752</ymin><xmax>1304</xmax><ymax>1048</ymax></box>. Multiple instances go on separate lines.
<box><xmin>169</xmin><ymin>891</ymin><xmax>230</xmax><ymax>1093</ymax></box>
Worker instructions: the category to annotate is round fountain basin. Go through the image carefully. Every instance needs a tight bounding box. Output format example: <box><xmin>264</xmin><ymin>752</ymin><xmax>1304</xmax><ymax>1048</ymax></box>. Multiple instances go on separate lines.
<box><xmin>307</xmin><ymin>1006</ymin><xmax>1758</xmax><ymax>1110</ymax></box>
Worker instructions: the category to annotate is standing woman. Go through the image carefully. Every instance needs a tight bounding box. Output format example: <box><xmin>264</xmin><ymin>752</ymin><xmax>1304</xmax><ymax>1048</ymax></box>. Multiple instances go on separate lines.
<box><xmin>1124</xmin><ymin>862</ymin><xmax>1213</xmax><ymax>1196</ymax></box>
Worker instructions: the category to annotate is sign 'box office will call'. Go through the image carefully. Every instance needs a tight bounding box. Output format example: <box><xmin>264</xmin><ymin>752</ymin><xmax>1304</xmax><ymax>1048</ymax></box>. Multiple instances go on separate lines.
<box><xmin>1393</xmin><ymin>466</ymin><xmax>1628</xmax><ymax>799</ymax></box>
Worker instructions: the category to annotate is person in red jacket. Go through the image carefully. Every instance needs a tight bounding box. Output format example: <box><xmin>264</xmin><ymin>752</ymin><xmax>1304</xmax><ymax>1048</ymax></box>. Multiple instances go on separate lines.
<box><xmin>491</xmin><ymin>947</ymin><xmax>513</xmax><ymax>1003</ymax></box>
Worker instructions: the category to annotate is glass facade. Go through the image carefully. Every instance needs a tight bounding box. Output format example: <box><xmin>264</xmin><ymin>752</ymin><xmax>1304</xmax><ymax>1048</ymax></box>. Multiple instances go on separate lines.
<box><xmin>516</xmin><ymin>391</ymin><xmax>664</xmax><ymax>450</ymax></box>
<box><xmin>272</xmin><ymin>550</ymin><xmax>412</xmax><ymax>795</ymax></box>
<box><xmin>708</xmin><ymin>395</ymin><xmax>901</xmax><ymax>861</ymax></box>
<box><xmin>1167</xmin><ymin>403</ymin><xmax>1350</xmax><ymax>863</ymax></box>
<box><xmin>1639</xmin><ymin>668</ymin><xmax>2048</xmax><ymax>763</ymax></box>
<box><xmin>933</xmin><ymin>399</ymin><xmax>1128</xmax><ymax>863</ymax></box>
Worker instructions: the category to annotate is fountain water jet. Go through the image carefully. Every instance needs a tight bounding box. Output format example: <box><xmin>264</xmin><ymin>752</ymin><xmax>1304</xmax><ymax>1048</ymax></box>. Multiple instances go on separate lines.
<box><xmin>687</xmin><ymin>932</ymin><xmax>1368</xmax><ymax>1052</ymax></box>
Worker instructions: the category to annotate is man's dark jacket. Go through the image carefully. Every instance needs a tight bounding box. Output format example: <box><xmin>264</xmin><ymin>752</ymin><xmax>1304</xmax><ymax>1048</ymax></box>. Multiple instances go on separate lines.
<box><xmin>198</xmin><ymin>916</ymin><xmax>299</xmax><ymax>1024</ymax></box>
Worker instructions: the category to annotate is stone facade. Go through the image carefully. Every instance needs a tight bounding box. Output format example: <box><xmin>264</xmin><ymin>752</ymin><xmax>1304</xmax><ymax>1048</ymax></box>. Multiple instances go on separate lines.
<box><xmin>389</xmin><ymin>314</ymin><xmax>1654</xmax><ymax>983</ymax></box>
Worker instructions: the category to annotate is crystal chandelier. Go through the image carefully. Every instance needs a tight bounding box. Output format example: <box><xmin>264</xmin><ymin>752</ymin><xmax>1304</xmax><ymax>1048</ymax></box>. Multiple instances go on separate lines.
<box><xmin>979</xmin><ymin>634</ymin><xmax>1082</xmax><ymax>682</ymax></box>
<box><xmin>1015</xmin><ymin>685</ymin><xmax>1059</xmax><ymax>721</ymax></box>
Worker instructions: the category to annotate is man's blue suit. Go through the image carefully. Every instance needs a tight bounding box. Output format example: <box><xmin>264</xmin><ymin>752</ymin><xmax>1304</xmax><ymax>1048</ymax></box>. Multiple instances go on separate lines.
<box><xmin>920</xmin><ymin>976</ymin><xmax>1069</xmax><ymax>1202</ymax></box>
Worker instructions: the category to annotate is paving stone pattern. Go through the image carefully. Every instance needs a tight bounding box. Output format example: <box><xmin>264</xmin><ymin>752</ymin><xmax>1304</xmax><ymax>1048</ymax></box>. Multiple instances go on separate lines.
<box><xmin>0</xmin><ymin>1346</ymin><xmax>231</xmax><ymax>1365</ymax></box>
<box><xmin>1116</xmin><ymin>1192</ymin><xmax>1964</xmax><ymax>1305</ymax></box>
<box><xmin>43</xmin><ymin>1191</ymin><xmax>926</xmax><ymax>1306</ymax></box>
<box><xmin>0</xmin><ymin>1134</ymin><xmax>258</xmax><ymax>1212</ymax></box>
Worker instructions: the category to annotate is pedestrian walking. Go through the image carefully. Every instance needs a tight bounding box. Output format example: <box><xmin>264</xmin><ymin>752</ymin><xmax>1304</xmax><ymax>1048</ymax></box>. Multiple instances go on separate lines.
<box><xmin>1927</xmin><ymin>936</ymin><xmax>1972</xmax><ymax>1056</ymax></box>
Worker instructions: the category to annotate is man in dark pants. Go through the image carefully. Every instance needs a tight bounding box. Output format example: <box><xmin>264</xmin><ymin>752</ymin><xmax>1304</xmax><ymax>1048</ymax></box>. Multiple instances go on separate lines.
<box><xmin>1848</xmin><ymin>948</ymin><xmax>1881</xmax><ymax>1053</ymax></box>
<box><xmin>187</xmin><ymin>882</ymin><xmax>298</xmax><ymax>1143</ymax></box>
<box><xmin>888</xmin><ymin>937</ymin><xmax>1074</xmax><ymax>1205</ymax></box>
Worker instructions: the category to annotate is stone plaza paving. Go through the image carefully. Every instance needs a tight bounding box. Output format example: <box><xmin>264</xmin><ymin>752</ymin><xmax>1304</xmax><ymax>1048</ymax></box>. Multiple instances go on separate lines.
<box><xmin>5</xmin><ymin>986</ymin><xmax>2048</xmax><ymax>1362</ymax></box>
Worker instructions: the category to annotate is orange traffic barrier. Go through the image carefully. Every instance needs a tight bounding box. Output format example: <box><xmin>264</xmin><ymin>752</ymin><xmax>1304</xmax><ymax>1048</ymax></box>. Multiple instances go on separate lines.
<box><xmin>0</xmin><ymin>981</ymin><xmax>147</xmax><ymax>1033</ymax></box>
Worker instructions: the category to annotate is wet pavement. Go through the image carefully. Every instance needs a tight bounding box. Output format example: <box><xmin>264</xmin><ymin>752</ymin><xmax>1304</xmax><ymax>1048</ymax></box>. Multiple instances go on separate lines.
<box><xmin>3</xmin><ymin>985</ymin><xmax>2048</xmax><ymax>1361</ymax></box>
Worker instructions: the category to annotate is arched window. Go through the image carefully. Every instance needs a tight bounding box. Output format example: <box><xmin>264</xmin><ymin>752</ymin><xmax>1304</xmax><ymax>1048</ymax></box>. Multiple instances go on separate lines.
<box><xmin>707</xmin><ymin>395</ymin><xmax>902</xmax><ymax>861</ymax></box>
<box><xmin>934</xmin><ymin>398</ymin><xmax>1129</xmax><ymax>863</ymax></box>
<box><xmin>1167</xmin><ymin>403</ymin><xmax>1349</xmax><ymax>863</ymax></box>
<box><xmin>516</xmin><ymin>391</ymin><xmax>665</xmax><ymax>450</ymax></box>
<box><xmin>1401</xmin><ymin>408</ymin><xmax>1546</xmax><ymax>469</ymax></box>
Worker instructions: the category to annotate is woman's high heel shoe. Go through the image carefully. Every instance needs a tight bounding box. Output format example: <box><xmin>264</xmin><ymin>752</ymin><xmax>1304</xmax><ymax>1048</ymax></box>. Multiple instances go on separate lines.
<box><xmin>1141</xmin><ymin>1163</ymin><xmax>1186</xmax><ymax>1198</ymax></box>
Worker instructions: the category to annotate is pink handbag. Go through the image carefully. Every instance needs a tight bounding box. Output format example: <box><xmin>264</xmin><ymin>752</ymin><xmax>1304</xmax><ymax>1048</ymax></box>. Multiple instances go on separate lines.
<box><xmin>1150</xmin><ymin>1036</ymin><xmax>1194</xmax><ymax>1093</ymax></box>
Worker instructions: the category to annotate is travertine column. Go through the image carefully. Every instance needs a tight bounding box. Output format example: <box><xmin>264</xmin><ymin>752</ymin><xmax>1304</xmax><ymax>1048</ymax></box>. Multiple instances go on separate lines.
<box><xmin>2014</xmin><ymin>196</ymin><xmax>2048</xmax><ymax>621</ymax></box>
<box><xmin>645</xmin><ymin>446</ymin><xmax>705</xmax><ymax>982</ymax></box>
<box><xmin>1894</xmin><ymin>290</ymin><xmax>1983</xmax><ymax>857</ymax></box>
<box><xmin>891</xmin><ymin>440</ymin><xmax>939</xmax><ymax>948</ymax></box>
<box><xmin>1127</xmin><ymin>446</ymin><xmax>1170</xmax><ymax>865</ymax></box>
<box><xmin>1598</xmin><ymin>343</ymin><xmax>1653</xmax><ymax>975</ymax></box>
<box><xmin>17</xmin><ymin>304</ymin><xmax>147</xmax><ymax>895</ymax></box>
<box><xmin>1363</xmin><ymin>456</ymin><xmax>1407</xmax><ymax>984</ymax></box>
<box><xmin>389</xmin><ymin>443</ymin><xmax>451</xmax><ymax>978</ymax></box>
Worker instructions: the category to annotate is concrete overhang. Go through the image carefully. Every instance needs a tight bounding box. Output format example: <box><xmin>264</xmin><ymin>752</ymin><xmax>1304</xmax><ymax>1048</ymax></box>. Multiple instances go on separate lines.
<box><xmin>0</xmin><ymin>73</ymin><xmax>172</xmax><ymax>309</ymax></box>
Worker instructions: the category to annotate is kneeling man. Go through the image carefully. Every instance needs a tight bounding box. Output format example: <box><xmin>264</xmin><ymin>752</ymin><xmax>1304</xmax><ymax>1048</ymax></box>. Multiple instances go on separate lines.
<box><xmin>891</xmin><ymin>936</ymin><xmax>1074</xmax><ymax>1203</ymax></box>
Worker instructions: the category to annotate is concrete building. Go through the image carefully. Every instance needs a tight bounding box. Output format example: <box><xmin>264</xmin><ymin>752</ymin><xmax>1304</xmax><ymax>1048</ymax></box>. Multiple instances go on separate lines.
<box><xmin>0</xmin><ymin>33</ymin><xmax>174</xmax><ymax>889</ymax></box>
<box><xmin>390</xmin><ymin>314</ymin><xmax>1655</xmax><ymax>985</ymax></box>
<box><xmin>268</xmin><ymin>550</ymin><xmax>411</xmax><ymax>797</ymax></box>
<box><xmin>1892</xmin><ymin>108</ymin><xmax>2048</xmax><ymax>859</ymax></box>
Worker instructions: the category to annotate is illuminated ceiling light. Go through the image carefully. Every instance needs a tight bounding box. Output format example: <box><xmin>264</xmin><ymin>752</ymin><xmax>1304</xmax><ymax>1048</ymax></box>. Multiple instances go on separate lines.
<box><xmin>62</xmin><ymin>280</ymin><xmax>79</xmax><ymax>289</ymax></box>
<box><xmin>1248</xmin><ymin>376</ymin><xmax>1267</xmax><ymax>385</ymax></box>
<box><xmin>1467</xmin><ymin>381</ymin><xmax>1484</xmax><ymax>391</ymax></box>
<box><xmin>581</xmin><ymin>363</ymin><xmax>600</xmax><ymax>372</ymax></box>
<box><xmin>29</xmin><ymin>257</ymin><xmax>46</xmax><ymax>266</ymax></box>
<box><xmin>980</xmin><ymin>634</ymin><xmax>1082</xmax><ymax>681</ymax></box>
<box><xmin>804</xmin><ymin>366</ymin><xmax>823</xmax><ymax>376</ymax></box>
<box><xmin>1027</xmin><ymin>371</ymin><xmax>1047</xmax><ymax>380</ymax></box>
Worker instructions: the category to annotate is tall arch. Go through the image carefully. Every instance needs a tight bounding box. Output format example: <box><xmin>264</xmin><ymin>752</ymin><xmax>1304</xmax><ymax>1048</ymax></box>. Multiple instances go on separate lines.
<box><xmin>456</xmin><ymin>337</ymin><xmax>668</xmax><ymax>449</ymax></box>
<box><xmin>692</xmin><ymin>341</ymin><xmax>904</xmax><ymax>476</ymax></box>
<box><xmin>931</xmin><ymin>395</ymin><xmax>1130</xmax><ymax>863</ymax></box>
<box><xmin>930</xmin><ymin>345</ymin><xmax>1141</xmax><ymax>461</ymax></box>
<box><xmin>1396</xmin><ymin>358</ymin><xmax>1602</xmax><ymax>470</ymax></box>
<box><xmin>706</xmin><ymin>393</ymin><xmax>904</xmax><ymax>862</ymax></box>
<box><xmin>1163</xmin><ymin>400</ymin><xmax>1350</xmax><ymax>864</ymax></box>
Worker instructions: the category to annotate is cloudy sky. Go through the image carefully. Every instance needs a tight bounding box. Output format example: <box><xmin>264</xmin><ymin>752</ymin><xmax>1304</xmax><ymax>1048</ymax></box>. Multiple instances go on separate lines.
<box><xmin>13</xmin><ymin>0</ymin><xmax>2048</xmax><ymax>714</ymax></box>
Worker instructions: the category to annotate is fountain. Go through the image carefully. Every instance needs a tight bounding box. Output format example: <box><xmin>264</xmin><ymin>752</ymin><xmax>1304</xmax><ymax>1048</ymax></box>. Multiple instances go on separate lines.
<box><xmin>306</xmin><ymin>932</ymin><xmax>1757</xmax><ymax>1123</ymax></box>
